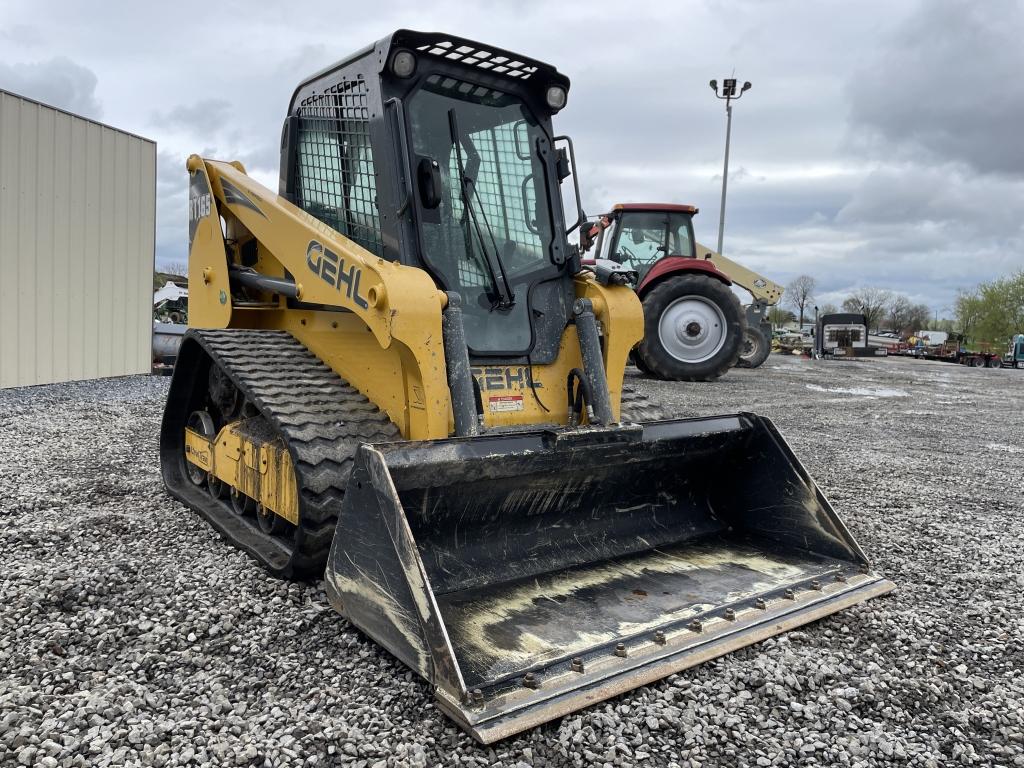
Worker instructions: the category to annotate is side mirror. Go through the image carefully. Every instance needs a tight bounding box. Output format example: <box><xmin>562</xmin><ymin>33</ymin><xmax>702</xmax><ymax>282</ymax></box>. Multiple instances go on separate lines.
<box><xmin>555</xmin><ymin>147</ymin><xmax>571</xmax><ymax>182</ymax></box>
<box><xmin>579</xmin><ymin>221</ymin><xmax>596</xmax><ymax>252</ymax></box>
<box><xmin>417</xmin><ymin>157</ymin><xmax>442</xmax><ymax>209</ymax></box>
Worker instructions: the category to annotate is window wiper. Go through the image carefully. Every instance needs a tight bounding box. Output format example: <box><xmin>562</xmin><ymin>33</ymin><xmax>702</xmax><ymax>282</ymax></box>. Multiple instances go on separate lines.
<box><xmin>448</xmin><ymin>109</ymin><xmax>515</xmax><ymax>310</ymax></box>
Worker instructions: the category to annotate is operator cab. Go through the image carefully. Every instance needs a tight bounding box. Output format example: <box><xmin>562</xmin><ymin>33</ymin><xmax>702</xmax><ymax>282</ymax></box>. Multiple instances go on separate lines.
<box><xmin>586</xmin><ymin>203</ymin><xmax>698</xmax><ymax>283</ymax></box>
<box><xmin>279</xmin><ymin>31</ymin><xmax>584</xmax><ymax>363</ymax></box>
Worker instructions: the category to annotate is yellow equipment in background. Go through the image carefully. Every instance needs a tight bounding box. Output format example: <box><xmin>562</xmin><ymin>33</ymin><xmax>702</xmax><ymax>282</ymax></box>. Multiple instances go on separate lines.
<box><xmin>160</xmin><ymin>30</ymin><xmax>893</xmax><ymax>743</ymax></box>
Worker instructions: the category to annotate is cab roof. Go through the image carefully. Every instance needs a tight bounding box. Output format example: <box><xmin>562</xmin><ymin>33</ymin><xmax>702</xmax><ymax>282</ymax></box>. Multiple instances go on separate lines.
<box><xmin>613</xmin><ymin>203</ymin><xmax>698</xmax><ymax>214</ymax></box>
<box><xmin>290</xmin><ymin>29</ymin><xmax>570</xmax><ymax>109</ymax></box>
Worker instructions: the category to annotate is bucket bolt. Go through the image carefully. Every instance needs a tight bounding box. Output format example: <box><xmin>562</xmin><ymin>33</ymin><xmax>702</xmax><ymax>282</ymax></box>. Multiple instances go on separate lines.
<box><xmin>834</xmin><ymin>573</ymin><xmax>848</xmax><ymax>583</ymax></box>
<box><xmin>784</xmin><ymin>589</ymin><xmax>796</xmax><ymax>600</ymax></box>
<box><xmin>571</xmin><ymin>658</ymin><xmax>585</xmax><ymax>673</ymax></box>
<box><xmin>723</xmin><ymin>608</ymin><xmax>736</xmax><ymax>621</ymax></box>
<box><xmin>810</xmin><ymin>580</ymin><xmax>822</xmax><ymax>591</ymax></box>
<box><xmin>859</xmin><ymin>563</ymin><xmax>871</xmax><ymax>574</ymax></box>
<box><xmin>653</xmin><ymin>630</ymin><xmax>666</xmax><ymax>645</ymax></box>
<box><xmin>522</xmin><ymin>673</ymin><xmax>539</xmax><ymax>689</ymax></box>
<box><xmin>614</xmin><ymin>643</ymin><xmax>628</xmax><ymax>658</ymax></box>
<box><xmin>471</xmin><ymin>689</ymin><xmax>484</xmax><ymax>706</ymax></box>
<box><xmin>755</xmin><ymin>598</ymin><xmax>767</xmax><ymax>610</ymax></box>
<box><xmin>688</xmin><ymin>619</ymin><xmax>703</xmax><ymax>633</ymax></box>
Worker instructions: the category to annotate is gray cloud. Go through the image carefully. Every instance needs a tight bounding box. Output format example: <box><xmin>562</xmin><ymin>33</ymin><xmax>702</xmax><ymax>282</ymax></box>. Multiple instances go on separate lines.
<box><xmin>0</xmin><ymin>0</ymin><xmax>1020</xmax><ymax>309</ymax></box>
<box><xmin>0</xmin><ymin>24</ymin><xmax>43</xmax><ymax>46</ymax></box>
<box><xmin>848</xmin><ymin>0</ymin><xmax>1024</xmax><ymax>176</ymax></box>
<box><xmin>151</xmin><ymin>99</ymin><xmax>233</xmax><ymax>136</ymax></box>
<box><xmin>0</xmin><ymin>56</ymin><xmax>102</xmax><ymax>118</ymax></box>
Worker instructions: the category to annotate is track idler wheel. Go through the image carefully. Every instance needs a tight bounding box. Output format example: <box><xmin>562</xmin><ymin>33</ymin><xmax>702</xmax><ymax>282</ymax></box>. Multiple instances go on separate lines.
<box><xmin>256</xmin><ymin>503</ymin><xmax>288</xmax><ymax>535</ymax></box>
<box><xmin>207</xmin><ymin>473</ymin><xmax>226</xmax><ymax>500</ymax></box>
<box><xmin>230</xmin><ymin>487</ymin><xmax>256</xmax><ymax>516</ymax></box>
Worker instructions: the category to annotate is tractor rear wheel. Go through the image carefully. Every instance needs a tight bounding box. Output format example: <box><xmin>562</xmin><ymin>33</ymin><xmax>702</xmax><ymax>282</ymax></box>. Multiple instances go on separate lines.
<box><xmin>736</xmin><ymin>325</ymin><xmax>771</xmax><ymax>369</ymax></box>
<box><xmin>635</xmin><ymin>275</ymin><xmax>744</xmax><ymax>381</ymax></box>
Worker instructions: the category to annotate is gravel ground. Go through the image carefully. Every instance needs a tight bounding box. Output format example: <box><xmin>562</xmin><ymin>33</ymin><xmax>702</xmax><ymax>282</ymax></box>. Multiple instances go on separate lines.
<box><xmin>1</xmin><ymin>355</ymin><xmax>1022</xmax><ymax>767</ymax></box>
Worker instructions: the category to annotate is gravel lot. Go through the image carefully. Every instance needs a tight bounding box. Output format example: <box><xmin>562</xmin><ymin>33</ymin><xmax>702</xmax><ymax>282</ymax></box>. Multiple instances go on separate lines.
<box><xmin>2</xmin><ymin>355</ymin><xmax>1022</xmax><ymax>767</ymax></box>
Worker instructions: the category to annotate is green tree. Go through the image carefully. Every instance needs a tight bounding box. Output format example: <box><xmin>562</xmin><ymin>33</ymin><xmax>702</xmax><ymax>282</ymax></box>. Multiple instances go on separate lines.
<box><xmin>768</xmin><ymin>306</ymin><xmax>796</xmax><ymax>326</ymax></box>
<box><xmin>955</xmin><ymin>271</ymin><xmax>1024</xmax><ymax>346</ymax></box>
<box><xmin>955</xmin><ymin>290</ymin><xmax>986</xmax><ymax>341</ymax></box>
<box><xmin>976</xmin><ymin>272</ymin><xmax>1024</xmax><ymax>344</ymax></box>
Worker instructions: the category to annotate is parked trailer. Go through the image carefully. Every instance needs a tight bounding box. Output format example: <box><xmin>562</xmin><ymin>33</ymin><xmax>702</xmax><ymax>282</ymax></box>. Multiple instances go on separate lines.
<box><xmin>917</xmin><ymin>333</ymin><xmax>1005</xmax><ymax>369</ymax></box>
<box><xmin>952</xmin><ymin>351</ymin><xmax>1004</xmax><ymax>369</ymax></box>
<box><xmin>814</xmin><ymin>313</ymin><xmax>887</xmax><ymax>359</ymax></box>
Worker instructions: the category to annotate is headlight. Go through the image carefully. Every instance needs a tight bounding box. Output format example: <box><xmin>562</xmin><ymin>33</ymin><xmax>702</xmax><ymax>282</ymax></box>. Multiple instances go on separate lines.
<box><xmin>390</xmin><ymin>50</ymin><xmax>417</xmax><ymax>78</ymax></box>
<box><xmin>545</xmin><ymin>85</ymin><xmax>567</xmax><ymax>111</ymax></box>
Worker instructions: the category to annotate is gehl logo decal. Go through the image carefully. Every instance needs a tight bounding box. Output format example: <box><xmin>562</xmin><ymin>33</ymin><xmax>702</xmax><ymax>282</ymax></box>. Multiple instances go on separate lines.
<box><xmin>306</xmin><ymin>240</ymin><xmax>369</xmax><ymax>309</ymax></box>
<box><xmin>471</xmin><ymin>367</ymin><xmax>544</xmax><ymax>391</ymax></box>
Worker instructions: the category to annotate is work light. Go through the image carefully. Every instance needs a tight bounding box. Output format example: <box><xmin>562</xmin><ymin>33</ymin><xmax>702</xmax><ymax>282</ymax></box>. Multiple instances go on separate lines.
<box><xmin>545</xmin><ymin>84</ymin><xmax>567</xmax><ymax>111</ymax></box>
<box><xmin>390</xmin><ymin>50</ymin><xmax>417</xmax><ymax>78</ymax></box>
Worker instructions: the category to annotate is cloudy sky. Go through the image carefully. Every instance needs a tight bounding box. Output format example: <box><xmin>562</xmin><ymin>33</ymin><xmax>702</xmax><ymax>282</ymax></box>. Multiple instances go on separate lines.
<box><xmin>2</xmin><ymin>0</ymin><xmax>1021</xmax><ymax>312</ymax></box>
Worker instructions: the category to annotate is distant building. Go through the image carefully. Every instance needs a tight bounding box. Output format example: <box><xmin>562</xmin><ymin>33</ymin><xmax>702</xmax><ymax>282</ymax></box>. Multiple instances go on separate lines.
<box><xmin>0</xmin><ymin>89</ymin><xmax>156</xmax><ymax>388</ymax></box>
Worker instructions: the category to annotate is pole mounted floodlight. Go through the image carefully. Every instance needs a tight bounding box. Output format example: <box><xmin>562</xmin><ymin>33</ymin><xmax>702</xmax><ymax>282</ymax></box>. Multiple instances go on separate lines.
<box><xmin>710</xmin><ymin>76</ymin><xmax>752</xmax><ymax>254</ymax></box>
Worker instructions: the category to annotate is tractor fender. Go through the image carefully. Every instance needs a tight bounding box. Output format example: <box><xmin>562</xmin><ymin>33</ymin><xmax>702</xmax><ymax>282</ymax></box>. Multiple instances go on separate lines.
<box><xmin>636</xmin><ymin>257</ymin><xmax>732</xmax><ymax>297</ymax></box>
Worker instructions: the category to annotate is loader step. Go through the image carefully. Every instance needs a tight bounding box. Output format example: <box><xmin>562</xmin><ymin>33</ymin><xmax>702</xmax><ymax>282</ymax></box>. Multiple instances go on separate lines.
<box><xmin>160</xmin><ymin>329</ymin><xmax>399</xmax><ymax>578</ymax></box>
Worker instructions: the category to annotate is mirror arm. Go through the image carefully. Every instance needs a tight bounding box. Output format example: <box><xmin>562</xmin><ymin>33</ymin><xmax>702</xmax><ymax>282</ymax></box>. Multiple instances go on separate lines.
<box><xmin>554</xmin><ymin>135</ymin><xmax>586</xmax><ymax>235</ymax></box>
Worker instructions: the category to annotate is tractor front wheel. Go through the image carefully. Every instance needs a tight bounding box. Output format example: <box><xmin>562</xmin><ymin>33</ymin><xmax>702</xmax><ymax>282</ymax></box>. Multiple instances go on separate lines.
<box><xmin>635</xmin><ymin>275</ymin><xmax>744</xmax><ymax>381</ymax></box>
<box><xmin>736</xmin><ymin>325</ymin><xmax>771</xmax><ymax>369</ymax></box>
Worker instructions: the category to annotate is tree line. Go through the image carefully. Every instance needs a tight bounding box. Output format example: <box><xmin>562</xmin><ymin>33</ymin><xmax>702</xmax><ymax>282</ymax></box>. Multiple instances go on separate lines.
<box><xmin>769</xmin><ymin>275</ymin><xmax>934</xmax><ymax>335</ymax></box>
<box><xmin>954</xmin><ymin>272</ymin><xmax>1024</xmax><ymax>346</ymax></box>
<box><xmin>768</xmin><ymin>271</ymin><xmax>1023</xmax><ymax>345</ymax></box>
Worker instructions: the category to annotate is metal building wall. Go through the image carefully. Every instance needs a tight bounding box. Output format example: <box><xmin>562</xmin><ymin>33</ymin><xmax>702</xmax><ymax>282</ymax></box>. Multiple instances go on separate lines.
<box><xmin>0</xmin><ymin>89</ymin><xmax>156</xmax><ymax>389</ymax></box>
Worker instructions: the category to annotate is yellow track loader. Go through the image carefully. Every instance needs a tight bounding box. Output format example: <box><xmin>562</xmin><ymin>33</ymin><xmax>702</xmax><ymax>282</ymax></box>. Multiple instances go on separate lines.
<box><xmin>160</xmin><ymin>30</ymin><xmax>894</xmax><ymax>743</ymax></box>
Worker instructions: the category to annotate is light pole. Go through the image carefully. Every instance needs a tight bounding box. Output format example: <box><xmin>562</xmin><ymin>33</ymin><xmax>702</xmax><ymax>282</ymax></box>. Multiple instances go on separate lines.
<box><xmin>709</xmin><ymin>77</ymin><xmax>751</xmax><ymax>255</ymax></box>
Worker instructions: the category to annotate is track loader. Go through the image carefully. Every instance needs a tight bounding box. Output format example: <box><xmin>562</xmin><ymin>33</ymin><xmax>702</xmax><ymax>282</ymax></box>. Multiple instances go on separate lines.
<box><xmin>160</xmin><ymin>30</ymin><xmax>894</xmax><ymax>743</ymax></box>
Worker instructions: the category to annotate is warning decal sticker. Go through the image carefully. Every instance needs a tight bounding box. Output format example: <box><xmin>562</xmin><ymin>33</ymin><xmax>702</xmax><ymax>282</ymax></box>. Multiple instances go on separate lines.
<box><xmin>488</xmin><ymin>394</ymin><xmax>525</xmax><ymax>413</ymax></box>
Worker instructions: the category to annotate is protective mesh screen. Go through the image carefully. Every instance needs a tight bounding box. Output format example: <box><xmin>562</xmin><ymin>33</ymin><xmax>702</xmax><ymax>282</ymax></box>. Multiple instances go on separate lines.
<box><xmin>295</xmin><ymin>78</ymin><xmax>383</xmax><ymax>256</ymax></box>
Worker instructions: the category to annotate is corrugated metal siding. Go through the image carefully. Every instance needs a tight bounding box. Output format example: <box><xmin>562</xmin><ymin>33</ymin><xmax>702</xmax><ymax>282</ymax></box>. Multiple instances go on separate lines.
<box><xmin>0</xmin><ymin>90</ymin><xmax>156</xmax><ymax>388</ymax></box>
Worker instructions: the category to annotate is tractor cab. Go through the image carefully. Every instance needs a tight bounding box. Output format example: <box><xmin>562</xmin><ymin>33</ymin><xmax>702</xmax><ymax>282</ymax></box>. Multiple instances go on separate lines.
<box><xmin>584</xmin><ymin>203</ymin><xmax>699</xmax><ymax>283</ymax></box>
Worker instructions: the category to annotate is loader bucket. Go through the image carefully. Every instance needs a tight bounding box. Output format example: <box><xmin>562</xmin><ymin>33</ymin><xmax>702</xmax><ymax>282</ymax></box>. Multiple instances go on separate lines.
<box><xmin>324</xmin><ymin>414</ymin><xmax>893</xmax><ymax>743</ymax></box>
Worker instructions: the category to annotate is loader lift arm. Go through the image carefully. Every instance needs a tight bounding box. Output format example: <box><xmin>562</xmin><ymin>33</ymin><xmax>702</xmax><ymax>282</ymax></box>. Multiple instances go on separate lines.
<box><xmin>695</xmin><ymin>241</ymin><xmax>783</xmax><ymax>307</ymax></box>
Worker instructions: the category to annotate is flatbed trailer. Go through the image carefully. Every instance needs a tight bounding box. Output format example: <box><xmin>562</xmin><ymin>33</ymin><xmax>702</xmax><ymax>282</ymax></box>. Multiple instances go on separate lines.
<box><xmin>920</xmin><ymin>349</ymin><xmax>1004</xmax><ymax>369</ymax></box>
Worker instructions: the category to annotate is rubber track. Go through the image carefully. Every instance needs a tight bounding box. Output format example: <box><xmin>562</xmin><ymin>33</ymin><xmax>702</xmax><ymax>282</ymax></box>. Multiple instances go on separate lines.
<box><xmin>186</xmin><ymin>329</ymin><xmax>399</xmax><ymax>576</ymax></box>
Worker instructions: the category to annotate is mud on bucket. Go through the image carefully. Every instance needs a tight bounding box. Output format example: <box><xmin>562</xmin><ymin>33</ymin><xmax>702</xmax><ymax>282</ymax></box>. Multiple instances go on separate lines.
<box><xmin>324</xmin><ymin>413</ymin><xmax>894</xmax><ymax>743</ymax></box>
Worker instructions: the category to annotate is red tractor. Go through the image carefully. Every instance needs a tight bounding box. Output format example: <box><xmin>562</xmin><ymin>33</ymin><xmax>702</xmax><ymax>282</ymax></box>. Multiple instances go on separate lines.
<box><xmin>582</xmin><ymin>203</ymin><xmax>777</xmax><ymax>380</ymax></box>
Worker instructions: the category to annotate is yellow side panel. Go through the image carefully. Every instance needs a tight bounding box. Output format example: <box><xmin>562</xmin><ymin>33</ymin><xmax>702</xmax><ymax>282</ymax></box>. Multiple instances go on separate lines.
<box><xmin>184</xmin><ymin>429</ymin><xmax>213</xmax><ymax>472</ymax></box>
<box><xmin>187</xmin><ymin>161</ymin><xmax>232</xmax><ymax>328</ymax></box>
<box><xmin>183</xmin><ymin>422</ymin><xmax>299</xmax><ymax>525</ymax></box>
